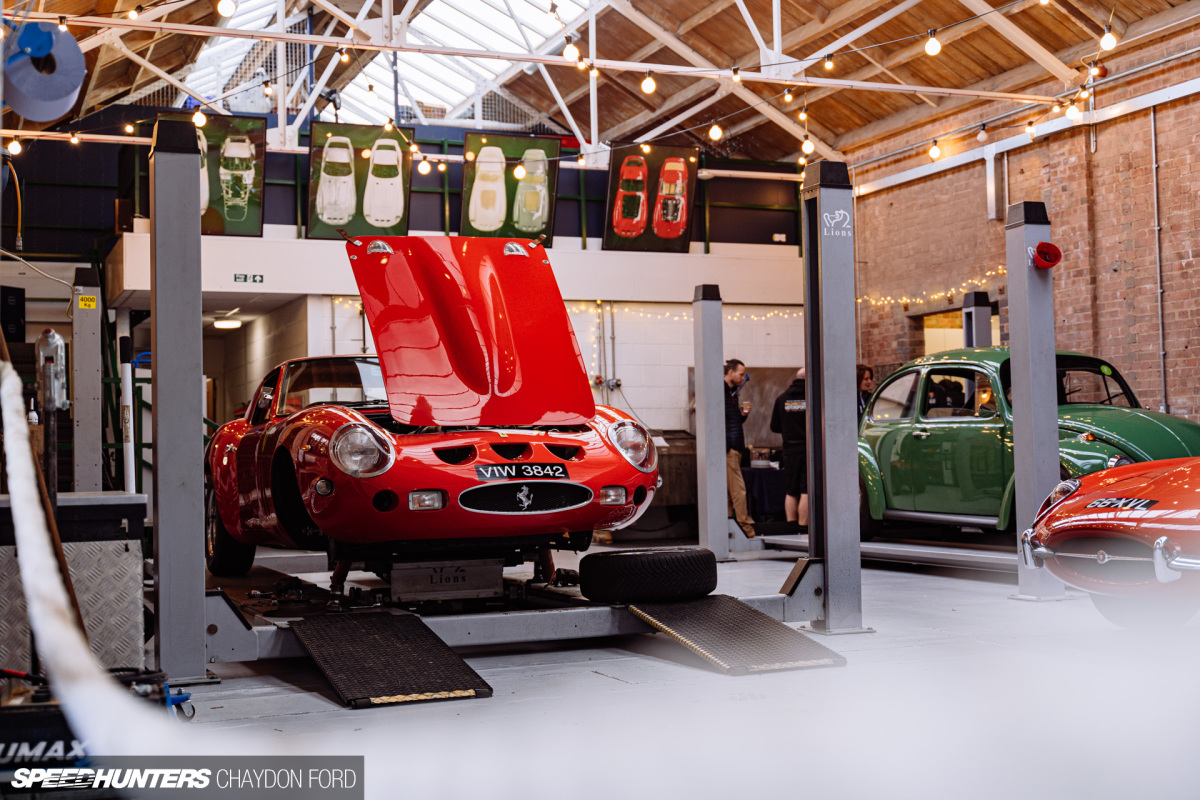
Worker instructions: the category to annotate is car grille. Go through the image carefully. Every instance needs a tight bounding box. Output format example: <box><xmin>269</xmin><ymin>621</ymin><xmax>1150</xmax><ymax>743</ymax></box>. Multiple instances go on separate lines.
<box><xmin>459</xmin><ymin>481</ymin><xmax>593</xmax><ymax>514</ymax></box>
<box><xmin>1050</xmin><ymin>536</ymin><xmax>1156</xmax><ymax>583</ymax></box>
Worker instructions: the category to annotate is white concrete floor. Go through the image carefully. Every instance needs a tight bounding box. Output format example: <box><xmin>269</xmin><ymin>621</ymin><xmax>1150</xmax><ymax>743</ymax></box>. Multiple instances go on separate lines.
<box><xmin>189</xmin><ymin>553</ymin><xmax>1200</xmax><ymax>800</ymax></box>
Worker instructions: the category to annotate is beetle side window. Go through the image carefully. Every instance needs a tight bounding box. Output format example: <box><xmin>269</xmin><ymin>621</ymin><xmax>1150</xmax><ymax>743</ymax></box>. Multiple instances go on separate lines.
<box><xmin>921</xmin><ymin>369</ymin><xmax>997</xmax><ymax>418</ymax></box>
<box><xmin>249</xmin><ymin>368</ymin><xmax>281</xmax><ymax>426</ymax></box>
<box><xmin>869</xmin><ymin>372</ymin><xmax>919</xmax><ymax>421</ymax></box>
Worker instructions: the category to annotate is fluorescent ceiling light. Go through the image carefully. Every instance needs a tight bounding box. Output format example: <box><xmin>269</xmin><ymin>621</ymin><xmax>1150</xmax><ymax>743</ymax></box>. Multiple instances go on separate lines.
<box><xmin>213</xmin><ymin>319</ymin><xmax>243</xmax><ymax>329</ymax></box>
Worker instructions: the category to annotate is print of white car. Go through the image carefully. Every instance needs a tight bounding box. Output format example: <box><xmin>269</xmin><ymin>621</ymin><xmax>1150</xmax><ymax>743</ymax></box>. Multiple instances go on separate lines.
<box><xmin>512</xmin><ymin>149</ymin><xmax>548</xmax><ymax>233</ymax></box>
<box><xmin>316</xmin><ymin>135</ymin><xmax>357</xmax><ymax>226</ymax></box>
<box><xmin>363</xmin><ymin>138</ymin><xmax>405</xmax><ymax>228</ymax></box>
<box><xmin>219</xmin><ymin>135</ymin><xmax>255</xmax><ymax>223</ymax></box>
<box><xmin>468</xmin><ymin>146</ymin><xmax>507</xmax><ymax>232</ymax></box>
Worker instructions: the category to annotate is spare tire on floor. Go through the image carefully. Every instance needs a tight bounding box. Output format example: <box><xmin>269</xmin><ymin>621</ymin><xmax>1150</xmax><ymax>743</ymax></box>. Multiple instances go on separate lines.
<box><xmin>579</xmin><ymin>548</ymin><xmax>717</xmax><ymax>604</ymax></box>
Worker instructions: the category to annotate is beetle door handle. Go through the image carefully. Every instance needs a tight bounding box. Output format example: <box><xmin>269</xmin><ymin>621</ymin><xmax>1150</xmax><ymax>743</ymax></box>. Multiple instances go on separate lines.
<box><xmin>911</xmin><ymin>430</ymin><xmax>930</xmax><ymax>439</ymax></box>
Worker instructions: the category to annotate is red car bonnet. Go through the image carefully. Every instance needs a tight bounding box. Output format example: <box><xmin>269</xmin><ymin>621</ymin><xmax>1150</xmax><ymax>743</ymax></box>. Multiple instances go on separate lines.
<box><xmin>345</xmin><ymin>236</ymin><xmax>596</xmax><ymax>427</ymax></box>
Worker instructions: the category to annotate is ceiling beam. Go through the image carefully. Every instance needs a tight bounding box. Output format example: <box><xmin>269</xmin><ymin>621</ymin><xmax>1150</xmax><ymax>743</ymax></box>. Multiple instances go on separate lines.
<box><xmin>956</xmin><ymin>0</ymin><xmax>1080</xmax><ymax>84</ymax></box>
<box><xmin>1060</xmin><ymin>0</ymin><xmax>1127</xmax><ymax>36</ymax></box>
<box><xmin>500</xmin><ymin>0</ymin><xmax>588</xmax><ymax>144</ymax></box>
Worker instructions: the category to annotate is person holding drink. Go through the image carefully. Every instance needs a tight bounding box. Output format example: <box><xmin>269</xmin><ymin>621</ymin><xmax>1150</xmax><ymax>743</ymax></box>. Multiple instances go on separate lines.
<box><xmin>723</xmin><ymin>359</ymin><xmax>755</xmax><ymax>538</ymax></box>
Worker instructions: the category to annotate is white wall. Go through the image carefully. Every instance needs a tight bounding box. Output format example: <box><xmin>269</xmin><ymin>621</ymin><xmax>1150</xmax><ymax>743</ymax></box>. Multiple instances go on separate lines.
<box><xmin>217</xmin><ymin>296</ymin><xmax>309</xmax><ymax>419</ymax></box>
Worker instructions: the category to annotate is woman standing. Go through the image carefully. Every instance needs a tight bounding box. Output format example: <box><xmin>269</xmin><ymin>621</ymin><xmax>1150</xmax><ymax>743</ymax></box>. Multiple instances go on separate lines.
<box><xmin>856</xmin><ymin>364</ymin><xmax>875</xmax><ymax>421</ymax></box>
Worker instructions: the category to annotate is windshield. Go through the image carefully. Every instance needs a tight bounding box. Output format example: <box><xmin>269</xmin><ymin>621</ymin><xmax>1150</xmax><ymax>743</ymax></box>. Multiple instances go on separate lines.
<box><xmin>999</xmin><ymin>355</ymin><xmax>1138</xmax><ymax>408</ymax></box>
<box><xmin>276</xmin><ymin>357</ymin><xmax>387</xmax><ymax>415</ymax></box>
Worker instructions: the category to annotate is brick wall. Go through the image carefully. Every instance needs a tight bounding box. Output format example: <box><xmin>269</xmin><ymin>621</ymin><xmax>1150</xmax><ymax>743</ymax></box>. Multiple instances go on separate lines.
<box><xmin>851</xmin><ymin>30</ymin><xmax>1200</xmax><ymax>419</ymax></box>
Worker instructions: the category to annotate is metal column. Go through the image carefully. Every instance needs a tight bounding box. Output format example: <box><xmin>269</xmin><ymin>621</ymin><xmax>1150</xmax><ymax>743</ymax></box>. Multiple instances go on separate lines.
<box><xmin>71</xmin><ymin>268</ymin><xmax>103</xmax><ymax>491</ymax></box>
<box><xmin>693</xmin><ymin>285</ymin><xmax>729</xmax><ymax>561</ymax></box>
<box><xmin>149</xmin><ymin>119</ymin><xmax>209</xmax><ymax>681</ymax></box>
<box><xmin>962</xmin><ymin>290</ymin><xmax>992</xmax><ymax>348</ymax></box>
<box><xmin>1004</xmin><ymin>202</ymin><xmax>1065</xmax><ymax>600</ymax></box>
<box><xmin>801</xmin><ymin>162</ymin><xmax>866</xmax><ymax>634</ymax></box>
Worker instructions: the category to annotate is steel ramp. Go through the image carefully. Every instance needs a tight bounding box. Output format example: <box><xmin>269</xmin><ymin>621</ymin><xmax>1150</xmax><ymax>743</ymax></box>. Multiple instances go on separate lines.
<box><xmin>290</xmin><ymin>612</ymin><xmax>493</xmax><ymax>708</ymax></box>
<box><xmin>628</xmin><ymin>595</ymin><xmax>846</xmax><ymax>675</ymax></box>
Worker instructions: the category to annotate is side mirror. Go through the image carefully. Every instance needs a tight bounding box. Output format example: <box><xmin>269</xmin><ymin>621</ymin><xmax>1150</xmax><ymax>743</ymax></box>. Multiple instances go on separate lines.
<box><xmin>977</xmin><ymin>406</ymin><xmax>998</xmax><ymax>419</ymax></box>
<box><xmin>257</xmin><ymin>391</ymin><xmax>274</xmax><ymax>410</ymax></box>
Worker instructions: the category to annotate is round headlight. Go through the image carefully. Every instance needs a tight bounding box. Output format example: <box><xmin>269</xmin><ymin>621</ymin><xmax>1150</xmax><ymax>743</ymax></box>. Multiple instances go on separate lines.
<box><xmin>1106</xmin><ymin>454</ymin><xmax>1136</xmax><ymax>469</ymax></box>
<box><xmin>329</xmin><ymin>423</ymin><xmax>394</xmax><ymax>478</ymax></box>
<box><xmin>1036</xmin><ymin>478</ymin><xmax>1081</xmax><ymax>521</ymax></box>
<box><xmin>608</xmin><ymin>420</ymin><xmax>657</xmax><ymax>473</ymax></box>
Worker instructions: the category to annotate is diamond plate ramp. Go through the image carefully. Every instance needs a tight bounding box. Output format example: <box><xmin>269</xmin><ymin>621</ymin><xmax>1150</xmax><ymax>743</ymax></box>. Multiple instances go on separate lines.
<box><xmin>290</xmin><ymin>612</ymin><xmax>492</xmax><ymax>708</ymax></box>
<box><xmin>628</xmin><ymin>595</ymin><xmax>846</xmax><ymax>675</ymax></box>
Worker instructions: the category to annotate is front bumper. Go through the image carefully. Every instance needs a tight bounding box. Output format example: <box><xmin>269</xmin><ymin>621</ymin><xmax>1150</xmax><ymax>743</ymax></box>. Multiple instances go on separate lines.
<box><xmin>1021</xmin><ymin>529</ymin><xmax>1200</xmax><ymax>583</ymax></box>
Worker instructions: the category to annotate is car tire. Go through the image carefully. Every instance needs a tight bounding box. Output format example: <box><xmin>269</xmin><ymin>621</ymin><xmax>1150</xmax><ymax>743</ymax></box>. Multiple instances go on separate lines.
<box><xmin>205</xmin><ymin>482</ymin><xmax>256</xmax><ymax>578</ymax></box>
<box><xmin>860</xmin><ymin>480</ymin><xmax>882</xmax><ymax>542</ymax></box>
<box><xmin>1089</xmin><ymin>592</ymin><xmax>1200</xmax><ymax>630</ymax></box>
<box><xmin>579</xmin><ymin>548</ymin><xmax>717</xmax><ymax>604</ymax></box>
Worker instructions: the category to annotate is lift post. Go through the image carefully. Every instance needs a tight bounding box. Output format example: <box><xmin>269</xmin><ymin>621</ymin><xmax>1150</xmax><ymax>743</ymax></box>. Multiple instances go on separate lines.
<box><xmin>1004</xmin><ymin>201</ymin><xmax>1065</xmax><ymax>600</ymax></box>
<box><xmin>800</xmin><ymin>161</ymin><xmax>866</xmax><ymax>634</ymax></box>
<box><xmin>71</xmin><ymin>267</ymin><xmax>103</xmax><ymax>492</ymax></box>
<box><xmin>962</xmin><ymin>290</ymin><xmax>992</xmax><ymax>348</ymax></box>
<box><xmin>693</xmin><ymin>284</ymin><xmax>730</xmax><ymax>561</ymax></box>
<box><xmin>149</xmin><ymin>119</ymin><xmax>210</xmax><ymax>681</ymax></box>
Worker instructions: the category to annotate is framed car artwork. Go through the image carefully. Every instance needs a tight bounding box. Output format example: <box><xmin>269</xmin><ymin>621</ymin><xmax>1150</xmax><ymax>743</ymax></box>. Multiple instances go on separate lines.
<box><xmin>602</xmin><ymin>142</ymin><xmax>699</xmax><ymax>253</ymax></box>
<box><xmin>459</xmin><ymin>132</ymin><xmax>560</xmax><ymax>245</ymax></box>
<box><xmin>160</xmin><ymin>111</ymin><xmax>267</xmax><ymax>236</ymax></box>
<box><xmin>306</xmin><ymin>121</ymin><xmax>415</xmax><ymax>240</ymax></box>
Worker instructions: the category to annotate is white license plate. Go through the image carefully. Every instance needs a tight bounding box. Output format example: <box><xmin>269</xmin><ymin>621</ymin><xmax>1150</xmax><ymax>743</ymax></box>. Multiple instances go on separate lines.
<box><xmin>475</xmin><ymin>463</ymin><xmax>569</xmax><ymax>481</ymax></box>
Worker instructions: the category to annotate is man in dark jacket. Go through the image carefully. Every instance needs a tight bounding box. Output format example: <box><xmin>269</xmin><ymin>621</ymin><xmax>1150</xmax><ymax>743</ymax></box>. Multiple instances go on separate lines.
<box><xmin>770</xmin><ymin>368</ymin><xmax>808</xmax><ymax>527</ymax></box>
<box><xmin>724</xmin><ymin>359</ymin><xmax>754</xmax><ymax>538</ymax></box>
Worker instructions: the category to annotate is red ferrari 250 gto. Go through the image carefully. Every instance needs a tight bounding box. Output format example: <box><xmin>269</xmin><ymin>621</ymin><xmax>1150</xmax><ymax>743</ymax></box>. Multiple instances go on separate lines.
<box><xmin>205</xmin><ymin>236</ymin><xmax>659</xmax><ymax>577</ymax></box>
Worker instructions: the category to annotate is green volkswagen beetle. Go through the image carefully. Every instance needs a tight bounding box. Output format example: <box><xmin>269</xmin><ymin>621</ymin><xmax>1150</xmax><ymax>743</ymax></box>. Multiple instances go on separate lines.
<box><xmin>859</xmin><ymin>347</ymin><xmax>1200</xmax><ymax>536</ymax></box>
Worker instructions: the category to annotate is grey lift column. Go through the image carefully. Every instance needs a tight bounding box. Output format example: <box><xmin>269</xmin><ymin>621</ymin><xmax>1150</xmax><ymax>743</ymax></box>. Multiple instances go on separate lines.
<box><xmin>801</xmin><ymin>162</ymin><xmax>866</xmax><ymax>634</ymax></box>
<box><xmin>1005</xmin><ymin>202</ymin><xmax>1065</xmax><ymax>600</ymax></box>
<box><xmin>150</xmin><ymin>119</ymin><xmax>209</xmax><ymax>681</ymax></box>
<box><xmin>693</xmin><ymin>285</ymin><xmax>729</xmax><ymax>561</ymax></box>
<box><xmin>962</xmin><ymin>290</ymin><xmax>991</xmax><ymax>348</ymax></box>
<box><xmin>71</xmin><ymin>267</ymin><xmax>103</xmax><ymax>491</ymax></box>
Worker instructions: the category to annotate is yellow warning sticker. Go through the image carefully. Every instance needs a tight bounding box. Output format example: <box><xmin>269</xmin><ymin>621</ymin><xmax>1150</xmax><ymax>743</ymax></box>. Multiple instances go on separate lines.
<box><xmin>78</xmin><ymin>295</ymin><xmax>98</xmax><ymax>310</ymax></box>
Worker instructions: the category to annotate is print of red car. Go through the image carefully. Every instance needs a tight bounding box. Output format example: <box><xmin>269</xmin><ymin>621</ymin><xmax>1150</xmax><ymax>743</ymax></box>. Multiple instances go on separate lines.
<box><xmin>612</xmin><ymin>155</ymin><xmax>648</xmax><ymax>238</ymax></box>
<box><xmin>652</xmin><ymin>157</ymin><xmax>688</xmax><ymax>239</ymax></box>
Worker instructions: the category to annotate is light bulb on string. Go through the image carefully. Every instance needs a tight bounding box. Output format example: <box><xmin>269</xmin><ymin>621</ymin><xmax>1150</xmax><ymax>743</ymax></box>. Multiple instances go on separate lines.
<box><xmin>361</xmin><ymin>148</ymin><xmax>371</xmax><ymax>159</ymax></box>
<box><xmin>409</xmin><ymin>142</ymin><xmax>418</xmax><ymax>153</ymax></box>
<box><xmin>417</xmin><ymin>157</ymin><xmax>431</xmax><ymax>175</ymax></box>
<box><xmin>338</xmin><ymin>48</ymin><xmax>349</xmax><ymax>63</ymax></box>
<box><xmin>263</xmin><ymin>81</ymin><xmax>272</xmax><ymax>96</ymax></box>
<box><xmin>708</xmin><ymin>123</ymin><xmax>722</xmax><ymax>141</ymax></box>
<box><xmin>783</xmin><ymin>89</ymin><xmax>793</xmax><ymax>103</ymax></box>
<box><xmin>57</xmin><ymin>15</ymin><xmax>67</xmax><ymax>30</ymax></box>
<box><xmin>129</xmin><ymin>5</ymin><xmax>142</xmax><ymax>19</ymax></box>
<box><xmin>801</xmin><ymin>135</ymin><xmax>815</xmax><ymax>155</ymax></box>
<box><xmin>192</xmin><ymin>109</ymin><xmax>207</xmax><ymax>127</ymax></box>
<box><xmin>641</xmin><ymin>72</ymin><xmax>656</xmax><ymax>94</ymax></box>
<box><xmin>577</xmin><ymin>154</ymin><xmax>585</xmax><ymax>165</ymax></box>
<box><xmin>6</xmin><ymin>139</ymin><xmax>21</xmax><ymax>156</ymax></box>
<box><xmin>576</xmin><ymin>59</ymin><xmax>587</xmax><ymax>70</ymax></box>
<box><xmin>367</xmin><ymin>84</ymin><xmax>377</xmax><ymax>97</ymax></box>
<box><xmin>437</xmin><ymin>161</ymin><xmax>446</xmax><ymax>172</ymax></box>
<box><xmin>1025</xmin><ymin>122</ymin><xmax>1036</xmax><ymax>138</ymax></box>
<box><xmin>928</xmin><ymin>140</ymin><xmax>940</xmax><ymax>159</ymax></box>
<box><xmin>798</xmin><ymin>155</ymin><xmax>806</xmax><ymax>166</ymax></box>
<box><xmin>1052</xmin><ymin>102</ymin><xmax>1062</xmax><ymax>113</ymax></box>
<box><xmin>924</xmin><ymin>30</ymin><xmax>941</xmax><ymax>56</ymax></box>
<box><xmin>640</xmin><ymin>143</ymin><xmax>650</xmax><ymax>154</ymax></box>
<box><xmin>563</xmin><ymin>39</ymin><xmax>580</xmax><ymax>61</ymax></box>
<box><xmin>124</xmin><ymin>123</ymin><xmax>135</xmax><ymax>134</ymax></box>
<box><xmin>217</xmin><ymin>0</ymin><xmax>237</xmax><ymax>17</ymax></box>
<box><xmin>1100</xmin><ymin>25</ymin><xmax>1117</xmax><ymax>50</ymax></box>
<box><xmin>689</xmin><ymin>156</ymin><xmax>696</xmax><ymax>162</ymax></box>
<box><xmin>823</xmin><ymin>54</ymin><xmax>834</xmax><ymax>70</ymax></box>
<box><xmin>589</xmin><ymin>65</ymin><xmax>599</xmax><ymax>78</ymax></box>
<box><xmin>1066</xmin><ymin>103</ymin><xmax>1082</xmax><ymax>120</ymax></box>
<box><xmin>514</xmin><ymin>163</ymin><xmax>526</xmax><ymax>179</ymax></box>
<box><xmin>69</xmin><ymin>132</ymin><xmax>79</xmax><ymax>144</ymax></box>
<box><xmin>731</xmin><ymin>67</ymin><xmax>740</xmax><ymax>82</ymax></box>
<box><xmin>383</xmin><ymin>118</ymin><xmax>393</xmax><ymax>132</ymax></box>
<box><xmin>1078</xmin><ymin>88</ymin><xmax>1089</xmax><ymax>99</ymax></box>
<box><xmin>465</xmin><ymin>150</ymin><xmax>476</xmax><ymax>161</ymax></box>
<box><xmin>976</xmin><ymin>124</ymin><xmax>988</xmax><ymax>143</ymax></box>
<box><xmin>799</xmin><ymin>105</ymin><xmax>807</xmax><ymax>121</ymax></box>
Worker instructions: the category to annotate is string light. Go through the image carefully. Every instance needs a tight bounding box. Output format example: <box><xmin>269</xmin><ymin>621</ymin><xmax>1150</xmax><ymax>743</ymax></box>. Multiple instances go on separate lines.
<box><xmin>563</xmin><ymin>39</ymin><xmax>580</xmax><ymax>61</ymax></box>
<box><xmin>641</xmin><ymin>72</ymin><xmax>656</xmax><ymax>94</ymax></box>
<box><xmin>639</xmin><ymin>143</ymin><xmax>651</xmax><ymax>153</ymax></box>
<box><xmin>465</xmin><ymin>150</ymin><xmax>476</xmax><ymax>161</ymax></box>
<box><xmin>924</xmin><ymin>30</ymin><xmax>941</xmax><ymax>56</ymax></box>
<box><xmin>689</xmin><ymin>156</ymin><xmax>696</xmax><ymax>162</ymax></box>
<box><xmin>798</xmin><ymin>105</ymin><xmax>807</xmax><ymax>121</ymax></box>
<box><xmin>823</xmin><ymin>54</ymin><xmax>834</xmax><ymax>70</ymax></box>
<box><xmin>383</xmin><ymin>118</ymin><xmax>393</xmax><ymax>131</ymax></box>
<box><xmin>976</xmin><ymin>124</ymin><xmax>988</xmax><ymax>143</ymax></box>
<box><xmin>589</xmin><ymin>64</ymin><xmax>599</xmax><ymax>78</ymax></box>
<box><xmin>1052</xmin><ymin>102</ymin><xmax>1062</xmax><ymax>113</ymax></box>
<box><xmin>409</xmin><ymin>142</ymin><xmax>418</xmax><ymax>153</ymax></box>
<box><xmin>1078</xmin><ymin>88</ymin><xmax>1090</xmax><ymax>99</ymax></box>
<box><xmin>367</xmin><ymin>84</ymin><xmax>377</xmax><ymax>96</ymax></box>
<box><xmin>128</xmin><ymin>5</ymin><xmax>143</xmax><ymax>19</ymax></box>
<box><xmin>798</xmin><ymin>155</ymin><xmax>807</xmax><ymax>165</ymax></box>
<box><xmin>783</xmin><ymin>89</ymin><xmax>793</xmax><ymax>103</ymax></box>
<box><xmin>217</xmin><ymin>0</ymin><xmax>237</xmax><ymax>17</ymax></box>
<box><xmin>577</xmin><ymin>154</ymin><xmax>586</xmax><ymax>165</ymax></box>
<box><xmin>1039</xmin><ymin>0</ymin><xmax>1048</xmax><ymax>4</ymax></box>
<box><xmin>801</xmin><ymin>135</ymin><xmax>815</xmax><ymax>155</ymax></box>
<box><xmin>731</xmin><ymin>67</ymin><xmax>740</xmax><ymax>82</ymax></box>
<box><xmin>800</xmin><ymin>170</ymin><xmax>806</xmax><ymax>181</ymax></box>
<box><xmin>928</xmin><ymin>139</ymin><xmax>941</xmax><ymax>159</ymax></box>
<box><xmin>1100</xmin><ymin>24</ymin><xmax>1117</xmax><ymax>51</ymax></box>
<box><xmin>1025</xmin><ymin>122</ymin><xmax>1036</xmax><ymax>137</ymax></box>
<box><xmin>437</xmin><ymin>161</ymin><xmax>446</xmax><ymax>172</ymax></box>
<box><xmin>417</xmin><ymin>156</ymin><xmax>431</xmax><ymax>175</ymax></box>
<box><xmin>6</xmin><ymin>139</ymin><xmax>21</xmax><ymax>155</ymax></box>
<box><xmin>361</xmin><ymin>148</ymin><xmax>371</xmax><ymax>159</ymax></box>
<box><xmin>514</xmin><ymin>163</ymin><xmax>527</xmax><ymax>179</ymax></box>
<box><xmin>262</xmin><ymin>81</ymin><xmax>272</xmax><ymax>96</ymax></box>
<box><xmin>338</xmin><ymin>48</ymin><xmax>349</xmax><ymax>63</ymax></box>
<box><xmin>708</xmin><ymin>123</ymin><xmax>722</xmax><ymax>141</ymax></box>
<box><xmin>124</xmin><ymin>123</ymin><xmax>135</xmax><ymax>134</ymax></box>
<box><xmin>57</xmin><ymin>15</ymin><xmax>67</xmax><ymax>30</ymax></box>
<box><xmin>69</xmin><ymin>132</ymin><xmax>79</xmax><ymax>144</ymax></box>
<box><xmin>1066</xmin><ymin>103</ymin><xmax>1082</xmax><ymax>121</ymax></box>
<box><xmin>192</xmin><ymin>109</ymin><xmax>207</xmax><ymax>127</ymax></box>
<box><xmin>576</xmin><ymin>59</ymin><xmax>587</xmax><ymax>70</ymax></box>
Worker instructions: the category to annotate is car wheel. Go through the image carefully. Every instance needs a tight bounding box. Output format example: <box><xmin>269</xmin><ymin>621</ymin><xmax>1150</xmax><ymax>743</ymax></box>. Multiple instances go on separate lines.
<box><xmin>579</xmin><ymin>548</ymin><xmax>717</xmax><ymax>604</ymax></box>
<box><xmin>1089</xmin><ymin>592</ymin><xmax>1200</xmax><ymax>630</ymax></box>
<box><xmin>860</xmin><ymin>480</ymin><xmax>882</xmax><ymax>542</ymax></box>
<box><xmin>205</xmin><ymin>481</ymin><xmax>256</xmax><ymax>577</ymax></box>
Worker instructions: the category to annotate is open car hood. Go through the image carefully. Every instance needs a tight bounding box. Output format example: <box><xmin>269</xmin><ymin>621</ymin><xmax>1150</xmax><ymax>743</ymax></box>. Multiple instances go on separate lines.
<box><xmin>344</xmin><ymin>236</ymin><xmax>596</xmax><ymax>427</ymax></box>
